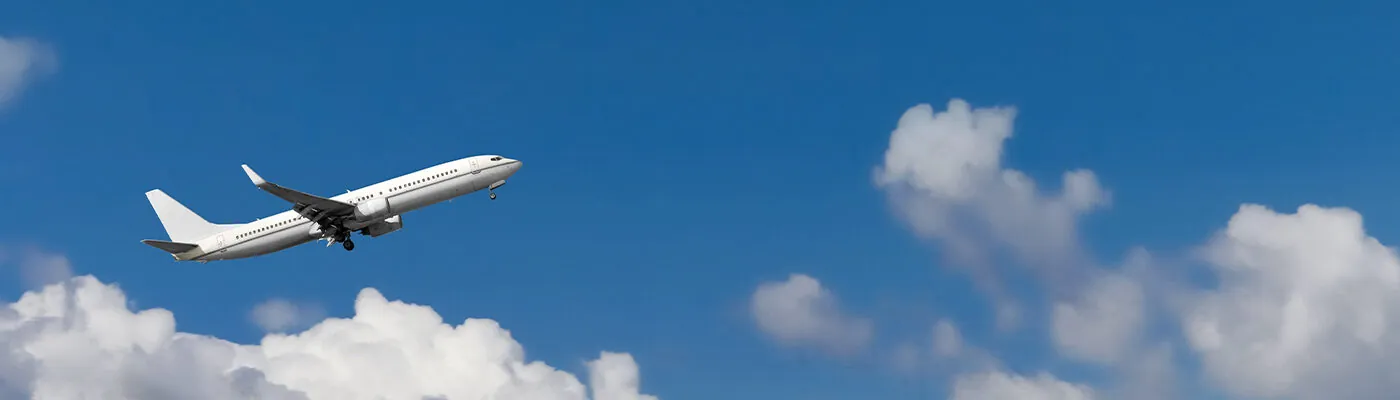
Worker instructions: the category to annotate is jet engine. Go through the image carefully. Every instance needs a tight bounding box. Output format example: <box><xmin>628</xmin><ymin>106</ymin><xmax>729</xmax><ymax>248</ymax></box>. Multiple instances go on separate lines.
<box><xmin>364</xmin><ymin>215</ymin><xmax>403</xmax><ymax>237</ymax></box>
<box><xmin>353</xmin><ymin>198</ymin><xmax>392</xmax><ymax>222</ymax></box>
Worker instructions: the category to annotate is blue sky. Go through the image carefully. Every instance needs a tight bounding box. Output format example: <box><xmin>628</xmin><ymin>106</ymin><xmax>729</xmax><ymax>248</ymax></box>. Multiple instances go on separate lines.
<box><xmin>4</xmin><ymin>2</ymin><xmax>1400</xmax><ymax>399</ymax></box>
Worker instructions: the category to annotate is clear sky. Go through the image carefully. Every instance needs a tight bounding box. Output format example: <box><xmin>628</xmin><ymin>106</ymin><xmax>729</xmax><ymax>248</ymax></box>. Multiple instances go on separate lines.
<box><xmin>3</xmin><ymin>2</ymin><xmax>1400</xmax><ymax>400</ymax></box>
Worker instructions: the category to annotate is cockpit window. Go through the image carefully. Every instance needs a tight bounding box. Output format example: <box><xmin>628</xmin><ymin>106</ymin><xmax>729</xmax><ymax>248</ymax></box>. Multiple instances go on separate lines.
<box><xmin>490</xmin><ymin>156</ymin><xmax>502</xmax><ymax>161</ymax></box>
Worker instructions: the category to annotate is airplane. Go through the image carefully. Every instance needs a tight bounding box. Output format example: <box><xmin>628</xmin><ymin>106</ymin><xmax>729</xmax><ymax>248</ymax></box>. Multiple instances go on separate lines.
<box><xmin>140</xmin><ymin>155</ymin><xmax>522</xmax><ymax>262</ymax></box>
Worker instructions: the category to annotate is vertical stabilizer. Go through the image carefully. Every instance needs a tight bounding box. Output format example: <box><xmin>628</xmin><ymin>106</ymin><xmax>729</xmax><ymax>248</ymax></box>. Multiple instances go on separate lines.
<box><xmin>145</xmin><ymin>189</ymin><xmax>235</xmax><ymax>243</ymax></box>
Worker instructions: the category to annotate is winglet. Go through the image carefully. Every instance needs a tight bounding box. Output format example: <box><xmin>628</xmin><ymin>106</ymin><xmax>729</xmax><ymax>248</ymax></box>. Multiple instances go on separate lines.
<box><xmin>237</xmin><ymin>164</ymin><xmax>356</xmax><ymax>212</ymax></box>
<box><xmin>241</xmin><ymin>164</ymin><xmax>268</xmax><ymax>187</ymax></box>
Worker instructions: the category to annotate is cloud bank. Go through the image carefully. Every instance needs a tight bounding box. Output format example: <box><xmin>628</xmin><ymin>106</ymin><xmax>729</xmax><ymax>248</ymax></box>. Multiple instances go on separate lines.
<box><xmin>860</xmin><ymin>99</ymin><xmax>1400</xmax><ymax>399</ymax></box>
<box><xmin>0</xmin><ymin>273</ymin><xmax>658</xmax><ymax>400</ymax></box>
<box><xmin>1183</xmin><ymin>204</ymin><xmax>1400</xmax><ymax>399</ymax></box>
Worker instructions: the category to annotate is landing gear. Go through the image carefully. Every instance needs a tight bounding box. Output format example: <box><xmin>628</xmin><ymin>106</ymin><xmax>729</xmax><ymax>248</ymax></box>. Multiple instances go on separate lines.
<box><xmin>488</xmin><ymin>180</ymin><xmax>506</xmax><ymax>201</ymax></box>
<box><xmin>343</xmin><ymin>240</ymin><xmax>355</xmax><ymax>251</ymax></box>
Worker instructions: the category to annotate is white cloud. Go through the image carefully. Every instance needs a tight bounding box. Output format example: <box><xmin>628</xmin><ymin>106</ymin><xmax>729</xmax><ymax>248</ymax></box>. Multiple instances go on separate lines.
<box><xmin>0</xmin><ymin>36</ymin><xmax>52</xmax><ymax>108</ymax></box>
<box><xmin>873</xmin><ymin>99</ymin><xmax>1109</xmax><ymax>326</ymax></box>
<box><xmin>890</xmin><ymin>317</ymin><xmax>1005</xmax><ymax>375</ymax></box>
<box><xmin>1051</xmin><ymin>270</ymin><xmax>1144</xmax><ymax>365</ymax></box>
<box><xmin>1183</xmin><ymin>204</ymin><xmax>1400</xmax><ymax>399</ymax></box>
<box><xmin>587</xmin><ymin>352</ymin><xmax>658</xmax><ymax>400</ymax></box>
<box><xmin>867</xmin><ymin>98</ymin><xmax>1400</xmax><ymax>400</ymax></box>
<box><xmin>932</xmin><ymin>318</ymin><xmax>962</xmax><ymax>358</ymax></box>
<box><xmin>249</xmin><ymin>298</ymin><xmax>325</xmax><ymax>333</ymax></box>
<box><xmin>1109</xmin><ymin>343</ymin><xmax>1179</xmax><ymax>400</ymax></box>
<box><xmin>865</xmin><ymin>99</ymin><xmax>1400</xmax><ymax>399</ymax></box>
<box><xmin>0</xmin><ymin>274</ymin><xmax>658</xmax><ymax>400</ymax></box>
<box><xmin>750</xmin><ymin>273</ymin><xmax>873</xmax><ymax>355</ymax></box>
<box><xmin>949</xmin><ymin>371</ymin><xmax>1096</xmax><ymax>400</ymax></box>
<box><xmin>16</xmin><ymin>250</ymin><xmax>72</xmax><ymax>289</ymax></box>
<box><xmin>874</xmin><ymin>99</ymin><xmax>1109</xmax><ymax>267</ymax></box>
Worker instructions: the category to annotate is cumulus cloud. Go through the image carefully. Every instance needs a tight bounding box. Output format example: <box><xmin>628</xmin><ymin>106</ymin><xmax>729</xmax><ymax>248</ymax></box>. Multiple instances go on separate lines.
<box><xmin>949</xmin><ymin>371</ymin><xmax>1096</xmax><ymax>400</ymax></box>
<box><xmin>249</xmin><ymin>298</ymin><xmax>325</xmax><ymax>333</ymax></box>
<box><xmin>750</xmin><ymin>273</ymin><xmax>873</xmax><ymax>355</ymax></box>
<box><xmin>860</xmin><ymin>98</ymin><xmax>1400</xmax><ymax>400</ymax></box>
<box><xmin>1051</xmin><ymin>269</ymin><xmax>1145</xmax><ymax>365</ymax></box>
<box><xmin>874</xmin><ymin>99</ymin><xmax>1109</xmax><ymax>327</ymax></box>
<box><xmin>0</xmin><ymin>36</ymin><xmax>53</xmax><ymax>108</ymax></box>
<box><xmin>587</xmin><ymin>352</ymin><xmax>658</xmax><ymax>400</ymax></box>
<box><xmin>874</xmin><ymin>99</ymin><xmax>1109</xmax><ymax>267</ymax></box>
<box><xmin>1182</xmin><ymin>204</ymin><xmax>1400</xmax><ymax>399</ymax></box>
<box><xmin>0</xmin><ymin>274</ymin><xmax>657</xmax><ymax>400</ymax></box>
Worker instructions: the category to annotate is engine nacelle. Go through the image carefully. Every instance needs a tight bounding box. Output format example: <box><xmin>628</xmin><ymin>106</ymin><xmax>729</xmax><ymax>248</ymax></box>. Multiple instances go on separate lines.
<box><xmin>353</xmin><ymin>198</ymin><xmax>392</xmax><ymax>222</ymax></box>
<box><xmin>364</xmin><ymin>215</ymin><xmax>403</xmax><ymax>237</ymax></box>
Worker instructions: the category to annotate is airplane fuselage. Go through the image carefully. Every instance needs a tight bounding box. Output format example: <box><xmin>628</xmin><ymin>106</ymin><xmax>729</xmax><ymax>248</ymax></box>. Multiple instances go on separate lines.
<box><xmin>146</xmin><ymin>155</ymin><xmax>521</xmax><ymax>262</ymax></box>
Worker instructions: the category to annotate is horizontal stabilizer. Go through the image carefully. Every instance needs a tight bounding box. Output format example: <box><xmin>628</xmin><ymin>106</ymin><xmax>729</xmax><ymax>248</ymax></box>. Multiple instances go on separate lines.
<box><xmin>141</xmin><ymin>239</ymin><xmax>199</xmax><ymax>254</ymax></box>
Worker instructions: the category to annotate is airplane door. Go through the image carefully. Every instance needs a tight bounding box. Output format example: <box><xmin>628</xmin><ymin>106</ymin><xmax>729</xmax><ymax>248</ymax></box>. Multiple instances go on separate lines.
<box><xmin>470</xmin><ymin>158</ymin><xmax>480</xmax><ymax>174</ymax></box>
<box><xmin>216</xmin><ymin>234</ymin><xmax>225</xmax><ymax>247</ymax></box>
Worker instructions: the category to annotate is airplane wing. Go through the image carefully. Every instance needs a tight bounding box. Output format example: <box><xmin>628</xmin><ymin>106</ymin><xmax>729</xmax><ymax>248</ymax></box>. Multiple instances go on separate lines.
<box><xmin>241</xmin><ymin>164</ymin><xmax>356</xmax><ymax>221</ymax></box>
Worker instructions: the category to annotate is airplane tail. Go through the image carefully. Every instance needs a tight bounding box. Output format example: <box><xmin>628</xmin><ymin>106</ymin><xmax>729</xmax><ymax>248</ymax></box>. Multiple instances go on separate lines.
<box><xmin>144</xmin><ymin>189</ymin><xmax>235</xmax><ymax>243</ymax></box>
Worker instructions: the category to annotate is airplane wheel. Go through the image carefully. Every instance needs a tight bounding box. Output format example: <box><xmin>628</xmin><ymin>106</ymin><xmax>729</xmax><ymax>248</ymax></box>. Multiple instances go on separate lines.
<box><xmin>489</xmin><ymin>192</ymin><xmax>496</xmax><ymax>200</ymax></box>
<box><xmin>343</xmin><ymin>240</ymin><xmax>355</xmax><ymax>251</ymax></box>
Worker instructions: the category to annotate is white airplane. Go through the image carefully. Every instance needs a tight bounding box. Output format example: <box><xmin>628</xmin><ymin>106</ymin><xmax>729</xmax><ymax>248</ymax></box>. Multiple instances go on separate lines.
<box><xmin>141</xmin><ymin>155</ymin><xmax>522</xmax><ymax>262</ymax></box>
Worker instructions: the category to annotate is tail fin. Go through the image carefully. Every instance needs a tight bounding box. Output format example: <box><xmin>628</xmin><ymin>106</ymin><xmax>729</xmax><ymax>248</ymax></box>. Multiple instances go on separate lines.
<box><xmin>145</xmin><ymin>189</ymin><xmax>233</xmax><ymax>243</ymax></box>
